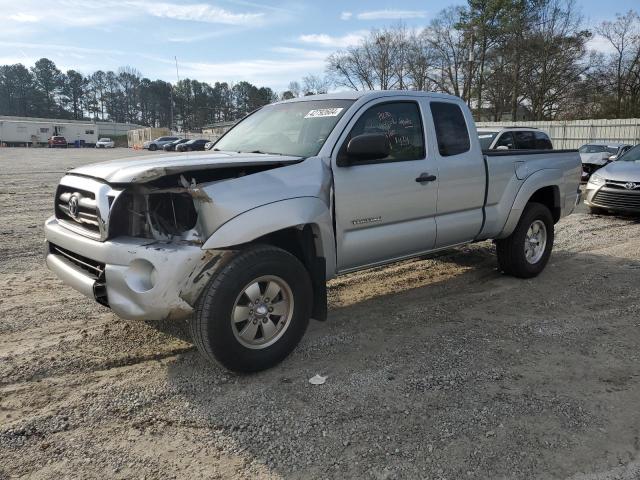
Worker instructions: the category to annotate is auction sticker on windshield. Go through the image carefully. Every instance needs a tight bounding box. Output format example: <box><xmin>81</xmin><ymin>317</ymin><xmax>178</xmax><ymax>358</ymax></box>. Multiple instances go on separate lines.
<box><xmin>305</xmin><ymin>108</ymin><xmax>344</xmax><ymax>119</ymax></box>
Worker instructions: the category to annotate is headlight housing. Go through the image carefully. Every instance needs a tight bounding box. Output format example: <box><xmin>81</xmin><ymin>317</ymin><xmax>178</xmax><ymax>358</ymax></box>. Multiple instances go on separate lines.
<box><xmin>588</xmin><ymin>173</ymin><xmax>605</xmax><ymax>186</ymax></box>
<box><xmin>109</xmin><ymin>190</ymin><xmax>198</xmax><ymax>240</ymax></box>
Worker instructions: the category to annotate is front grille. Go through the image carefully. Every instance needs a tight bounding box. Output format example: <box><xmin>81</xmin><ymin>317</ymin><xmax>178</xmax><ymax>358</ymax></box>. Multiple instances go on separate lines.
<box><xmin>49</xmin><ymin>243</ymin><xmax>110</xmax><ymax>307</ymax></box>
<box><xmin>55</xmin><ymin>185</ymin><xmax>100</xmax><ymax>235</ymax></box>
<box><xmin>49</xmin><ymin>243</ymin><xmax>105</xmax><ymax>278</ymax></box>
<box><xmin>593</xmin><ymin>188</ymin><xmax>640</xmax><ymax>210</ymax></box>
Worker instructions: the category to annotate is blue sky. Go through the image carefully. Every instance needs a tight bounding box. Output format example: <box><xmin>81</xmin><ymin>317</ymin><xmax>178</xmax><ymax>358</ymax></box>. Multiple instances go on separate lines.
<box><xmin>1</xmin><ymin>0</ymin><xmax>638</xmax><ymax>92</ymax></box>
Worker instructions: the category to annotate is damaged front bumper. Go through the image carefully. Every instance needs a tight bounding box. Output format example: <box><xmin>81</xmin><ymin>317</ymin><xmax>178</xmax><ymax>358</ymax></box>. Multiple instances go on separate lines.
<box><xmin>44</xmin><ymin>216</ymin><xmax>224</xmax><ymax>321</ymax></box>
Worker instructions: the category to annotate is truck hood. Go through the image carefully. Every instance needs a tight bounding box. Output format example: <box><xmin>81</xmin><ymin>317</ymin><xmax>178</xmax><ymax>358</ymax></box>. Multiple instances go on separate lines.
<box><xmin>598</xmin><ymin>161</ymin><xmax>640</xmax><ymax>182</ymax></box>
<box><xmin>69</xmin><ymin>151</ymin><xmax>303</xmax><ymax>184</ymax></box>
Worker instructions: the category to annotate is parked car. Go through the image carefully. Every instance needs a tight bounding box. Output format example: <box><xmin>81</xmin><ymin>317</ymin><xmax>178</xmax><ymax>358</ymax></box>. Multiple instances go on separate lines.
<box><xmin>584</xmin><ymin>144</ymin><xmax>640</xmax><ymax>214</ymax></box>
<box><xmin>48</xmin><ymin>136</ymin><xmax>67</xmax><ymax>148</ymax></box>
<box><xmin>95</xmin><ymin>138</ymin><xmax>115</xmax><ymax>148</ymax></box>
<box><xmin>142</xmin><ymin>136</ymin><xmax>180</xmax><ymax>151</ymax></box>
<box><xmin>204</xmin><ymin>141</ymin><xmax>215</xmax><ymax>150</ymax></box>
<box><xmin>578</xmin><ymin>142</ymin><xmax>633</xmax><ymax>181</ymax></box>
<box><xmin>176</xmin><ymin>138</ymin><xmax>209</xmax><ymax>152</ymax></box>
<box><xmin>478</xmin><ymin>127</ymin><xmax>553</xmax><ymax>150</ymax></box>
<box><xmin>163</xmin><ymin>138</ymin><xmax>189</xmax><ymax>152</ymax></box>
<box><xmin>44</xmin><ymin>91</ymin><xmax>581</xmax><ymax>372</ymax></box>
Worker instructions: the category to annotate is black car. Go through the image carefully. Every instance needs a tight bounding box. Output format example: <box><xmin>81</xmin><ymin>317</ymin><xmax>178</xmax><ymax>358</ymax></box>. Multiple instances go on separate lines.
<box><xmin>163</xmin><ymin>138</ymin><xmax>189</xmax><ymax>151</ymax></box>
<box><xmin>176</xmin><ymin>138</ymin><xmax>209</xmax><ymax>152</ymax></box>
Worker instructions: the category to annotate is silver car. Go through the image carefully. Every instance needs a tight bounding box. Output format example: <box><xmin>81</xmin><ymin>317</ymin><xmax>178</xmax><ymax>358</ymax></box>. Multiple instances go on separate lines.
<box><xmin>579</xmin><ymin>142</ymin><xmax>633</xmax><ymax>181</ymax></box>
<box><xmin>142</xmin><ymin>136</ymin><xmax>181</xmax><ymax>151</ymax></box>
<box><xmin>584</xmin><ymin>144</ymin><xmax>640</xmax><ymax>214</ymax></box>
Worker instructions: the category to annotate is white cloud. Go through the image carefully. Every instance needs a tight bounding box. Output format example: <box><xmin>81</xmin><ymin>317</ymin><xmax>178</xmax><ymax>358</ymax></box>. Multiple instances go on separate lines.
<box><xmin>8</xmin><ymin>13</ymin><xmax>38</xmax><ymax>22</ymax></box>
<box><xmin>340</xmin><ymin>11</ymin><xmax>353</xmax><ymax>21</ymax></box>
<box><xmin>587</xmin><ymin>34</ymin><xmax>616</xmax><ymax>54</ymax></box>
<box><xmin>145</xmin><ymin>2</ymin><xmax>265</xmax><ymax>25</ymax></box>
<box><xmin>0</xmin><ymin>0</ymin><xmax>267</xmax><ymax>30</ymax></box>
<box><xmin>0</xmin><ymin>41</ymin><xmax>127</xmax><ymax>57</ymax></box>
<box><xmin>356</xmin><ymin>9</ymin><xmax>427</xmax><ymax>20</ymax></box>
<box><xmin>298</xmin><ymin>32</ymin><xmax>366</xmax><ymax>48</ymax></box>
<box><xmin>142</xmin><ymin>47</ymin><xmax>328</xmax><ymax>90</ymax></box>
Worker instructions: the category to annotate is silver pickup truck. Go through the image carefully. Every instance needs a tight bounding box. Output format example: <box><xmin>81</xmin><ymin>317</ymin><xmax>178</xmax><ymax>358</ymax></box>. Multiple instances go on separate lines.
<box><xmin>44</xmin><ymin>91</ymin><xmax>581</xmax><ymax>372</ymax></box>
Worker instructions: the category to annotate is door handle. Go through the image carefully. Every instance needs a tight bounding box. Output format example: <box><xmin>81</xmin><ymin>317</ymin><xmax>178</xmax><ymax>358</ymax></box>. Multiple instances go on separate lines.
<box><xmin>415</xmin><ymin>173</ymin><xmax>437</xmax><ymax>183</ymax></box>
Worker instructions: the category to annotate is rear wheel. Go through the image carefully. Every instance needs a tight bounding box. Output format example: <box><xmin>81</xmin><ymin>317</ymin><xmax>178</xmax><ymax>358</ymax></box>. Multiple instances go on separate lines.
<box><xmin>496</xmin><ymin>202</ymin><xmax>554</xmax><ymax>278</ymax></box>
<box><xmin>191</xmin><ymin>245</ymin><xmax>312</xmax><ymax>372</ymax></box>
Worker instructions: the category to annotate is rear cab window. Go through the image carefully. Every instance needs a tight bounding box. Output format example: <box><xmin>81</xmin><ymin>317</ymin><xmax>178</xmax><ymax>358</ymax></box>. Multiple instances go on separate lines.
<box><xmin>430</xmin><ymin>102</ymin><xmax>470</xmax><ymax>156</ymax></box>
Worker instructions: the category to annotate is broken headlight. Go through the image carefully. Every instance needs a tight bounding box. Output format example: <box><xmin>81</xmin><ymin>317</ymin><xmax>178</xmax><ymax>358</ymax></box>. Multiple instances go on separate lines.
<box><xmin>109</xmin><ymin>190</ymin><xmax>198</xmax><ymax>240</ymax></box>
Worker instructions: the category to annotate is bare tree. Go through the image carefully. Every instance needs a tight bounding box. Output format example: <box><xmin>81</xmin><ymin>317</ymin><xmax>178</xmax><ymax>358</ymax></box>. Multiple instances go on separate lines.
<box><xmin>302</xmin><ymin>74</ymin><xmax>331</xmax><ymax>95</ymax></box>
<box><xmin>597</xmin><ymin>10</ymin><xmax>640</xmax><ymax>116</ymax></box>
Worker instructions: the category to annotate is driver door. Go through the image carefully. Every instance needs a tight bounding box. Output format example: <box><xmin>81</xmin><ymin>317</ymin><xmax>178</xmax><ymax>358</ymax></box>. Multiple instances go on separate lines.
<box><xmin>332</xmin><ymin>99</ymin><xmax>438</xmax><ymax>272</ymax></box>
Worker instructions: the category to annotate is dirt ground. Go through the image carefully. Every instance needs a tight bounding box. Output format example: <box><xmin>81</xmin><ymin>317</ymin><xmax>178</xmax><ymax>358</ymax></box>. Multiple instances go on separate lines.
<box><xmin>2</xmin><ymin>147</ymin><xmax>640</xmax><ymax>480</ymax></box>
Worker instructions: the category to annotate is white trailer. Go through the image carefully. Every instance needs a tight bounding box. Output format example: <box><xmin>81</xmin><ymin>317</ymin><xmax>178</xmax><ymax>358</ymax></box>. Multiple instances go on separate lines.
<box><xmin>0</xmin><ymin>117</ymin><xmax>99</xmax><ymax>146</ymax></box>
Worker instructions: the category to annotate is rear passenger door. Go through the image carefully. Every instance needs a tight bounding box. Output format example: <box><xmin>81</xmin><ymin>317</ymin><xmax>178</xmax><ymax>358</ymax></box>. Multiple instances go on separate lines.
<box><xmin>427</xmin><ymin>101</ymin><xmax>486</xmax><ymax>248</ymax></box>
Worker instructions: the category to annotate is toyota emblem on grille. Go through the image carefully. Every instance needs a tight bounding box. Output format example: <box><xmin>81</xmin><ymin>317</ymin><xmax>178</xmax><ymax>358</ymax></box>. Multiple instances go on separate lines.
<box><xmin>624</xmin><ymin>182</ymin><xmax>639</xmax><ymax>190</ymax></box>
<box><xmin>68</xmin><ymin>195</ymin><xmax>79</xmax><ymax>219</ymax></box>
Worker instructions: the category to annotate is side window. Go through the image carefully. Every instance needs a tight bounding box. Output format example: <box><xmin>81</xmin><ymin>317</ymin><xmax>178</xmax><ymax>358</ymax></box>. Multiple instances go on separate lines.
<box><xmin>346</xmin><ymin>102</ymin><xmax>425</xmax><ymax>162</ymax></box>
<box><xmin>534</xmin><ymin>131</ymin><xmax>552</xmax><ymax>149</ymax></box>
<box><xmin>514</xmin><ymin>131</ymin><xmax>536</xmax><ymax>149</ymax></box>
<box><xmin>430</xmin><ymin>102</ymin><xmax>470</xmax><ymax>156</ymax></box>
<box><xmin>494</xmin><ymin>132</ymin><xmax>515</xmax><ymax>149</ymax></box>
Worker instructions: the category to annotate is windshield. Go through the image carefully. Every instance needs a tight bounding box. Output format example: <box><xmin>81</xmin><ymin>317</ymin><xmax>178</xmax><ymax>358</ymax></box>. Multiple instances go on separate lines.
<box><xmin>214</xmin><ymin>100</ymin><xmax>354</xmax><ymax>157</ymax></box>
<box><xmin>478</xmin><ymin>132</ymin><xmax>498</xmax><ymax>150</ymax></box>
<box><xmin>619</xmin><ymin>145</ymin><xmax>640</xmax><ymax>162</ymax></box>
<box><xmin>579</xmin><ymin>144</ymin><xmax>617</xmax><ymax>154</ymax></box>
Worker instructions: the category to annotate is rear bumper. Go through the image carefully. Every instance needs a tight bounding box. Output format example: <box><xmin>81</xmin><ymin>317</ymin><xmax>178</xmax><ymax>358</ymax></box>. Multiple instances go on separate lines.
<box><xmin>44</xmin><ymin>216</ymin><xmax>223</xmax><ymax>321</ymax></box>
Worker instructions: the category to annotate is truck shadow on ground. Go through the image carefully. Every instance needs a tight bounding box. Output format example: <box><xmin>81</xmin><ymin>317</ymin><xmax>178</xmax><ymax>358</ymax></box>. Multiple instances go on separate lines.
<box><xmin>161</xmin><ymin>244</ymin><xmax>640</xmax><ymax>479</ymax></box>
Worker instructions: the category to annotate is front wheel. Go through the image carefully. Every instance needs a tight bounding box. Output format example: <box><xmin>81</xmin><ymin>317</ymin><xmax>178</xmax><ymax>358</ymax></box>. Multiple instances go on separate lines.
<box><xmin>496</xmin><ymin>202</ymin><xmax>554</xmax><ymax>278</ymax></box>
<box><xmin>191</xmin><ymin>245</ymin><xmax>312</xmax><ymax>372</ymax></box>
<box><xmin>149</xmin><ymin>144</ymin><xmax>157</xmax><ymax>151</ymax></box>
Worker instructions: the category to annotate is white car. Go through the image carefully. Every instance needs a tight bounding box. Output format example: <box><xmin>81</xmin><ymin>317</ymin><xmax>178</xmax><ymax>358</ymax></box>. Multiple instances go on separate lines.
<box><xmin>478</xmin><ymin>127</ymin><xmax>552</xmax><ymax>150</ymax></box>
<box><xmin>578</xmin><ymin>142</ymin><xmax>633</xmax><ymax>181</ymax></box>
<box><xmin>95</xmin><ymin>138</ymin><xmax>115</xmax><ymax>148</ymax></box>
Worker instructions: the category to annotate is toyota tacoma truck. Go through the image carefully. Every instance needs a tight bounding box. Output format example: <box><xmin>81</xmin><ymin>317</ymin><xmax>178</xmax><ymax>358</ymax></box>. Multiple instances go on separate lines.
<box><xmin>44</xmin><ymin>91</ymin><xmax>581</xmax><ymax>372</ymax></box>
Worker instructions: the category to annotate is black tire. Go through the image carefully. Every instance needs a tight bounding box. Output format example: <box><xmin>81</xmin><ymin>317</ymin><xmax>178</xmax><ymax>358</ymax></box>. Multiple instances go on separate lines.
<box><xmin>191</xmin><ymin>245</ymin><xmax>312</xmax><ymax>372</ymax></box>
<box><xmin>149</xmin><ymin>144</ymin><xmax>157</xmax><ymax>151</ymax></box>
<box><xmin>496</xmin><ymin>202</ymin><xmax>554</xmax><ymax>279</ymax></box>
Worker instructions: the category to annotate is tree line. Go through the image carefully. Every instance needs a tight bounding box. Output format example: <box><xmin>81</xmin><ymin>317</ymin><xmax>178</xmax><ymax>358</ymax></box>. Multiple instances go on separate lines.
<box><xmin>0</xmin><ymin>59</ymin><xmax>277</xmax><ymax>130</ymax></box>
<box><xmin>325</xmin><ymin>1</ymin><xmax>640</xmax><ymax>120</ymax></box>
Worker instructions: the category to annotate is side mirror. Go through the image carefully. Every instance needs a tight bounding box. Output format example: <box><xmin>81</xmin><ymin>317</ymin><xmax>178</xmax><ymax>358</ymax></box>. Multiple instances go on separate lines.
<box><xmin>608</xmin><ymin>155</ymin><xmax>617</xmax><ymax>161</ymax></box>
<box><xmin>342</xmin><ymin>133</ymin><xmax>390</xmax><ymax>165</ymax></box>
<box><xmin>495</xmin><ymin>145</ymin><xmax>509</xmax><ymax>150</ymax></box>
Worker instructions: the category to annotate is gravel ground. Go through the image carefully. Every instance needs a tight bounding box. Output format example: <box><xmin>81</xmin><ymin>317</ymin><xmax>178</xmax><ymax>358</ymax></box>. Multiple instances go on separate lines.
<box><xmin>2</xmin><ymin>148</ymin><xmax>640</xmax><ymax>479</ymax></box>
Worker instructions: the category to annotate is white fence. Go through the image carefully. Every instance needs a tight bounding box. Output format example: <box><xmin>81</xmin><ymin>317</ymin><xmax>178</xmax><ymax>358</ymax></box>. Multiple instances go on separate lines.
<box><xmin>476</xmin><ymin>118</ymin><xmax>640</xmax><ymax>149</ymax></box>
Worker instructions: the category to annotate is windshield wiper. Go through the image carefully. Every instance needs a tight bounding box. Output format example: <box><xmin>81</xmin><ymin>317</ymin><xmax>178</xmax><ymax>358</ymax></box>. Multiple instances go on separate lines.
<box><xmin>238</xmin><ymin>150</ymin><xmax>286</xmax><ymax>156</ymax></box>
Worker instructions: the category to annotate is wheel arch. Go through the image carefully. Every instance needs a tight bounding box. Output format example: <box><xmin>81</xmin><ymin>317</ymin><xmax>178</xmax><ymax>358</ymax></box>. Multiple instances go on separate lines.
<box><xmin>201</xmin><ymin>197</ymin><xmax>335</xmax><ymax>321</ymax></box>
<box><xmin>497</xmin><ymin>169</ymin><xmax>563</xmax><ymax>239</ymax></box>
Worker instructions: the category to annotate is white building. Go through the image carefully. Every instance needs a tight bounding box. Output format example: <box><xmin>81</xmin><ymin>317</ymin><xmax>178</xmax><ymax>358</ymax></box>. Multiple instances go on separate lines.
<box><xmin>0</xmin><ymin>116</ymin><xmax>143</xmax><ymax>146</ymax></box>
